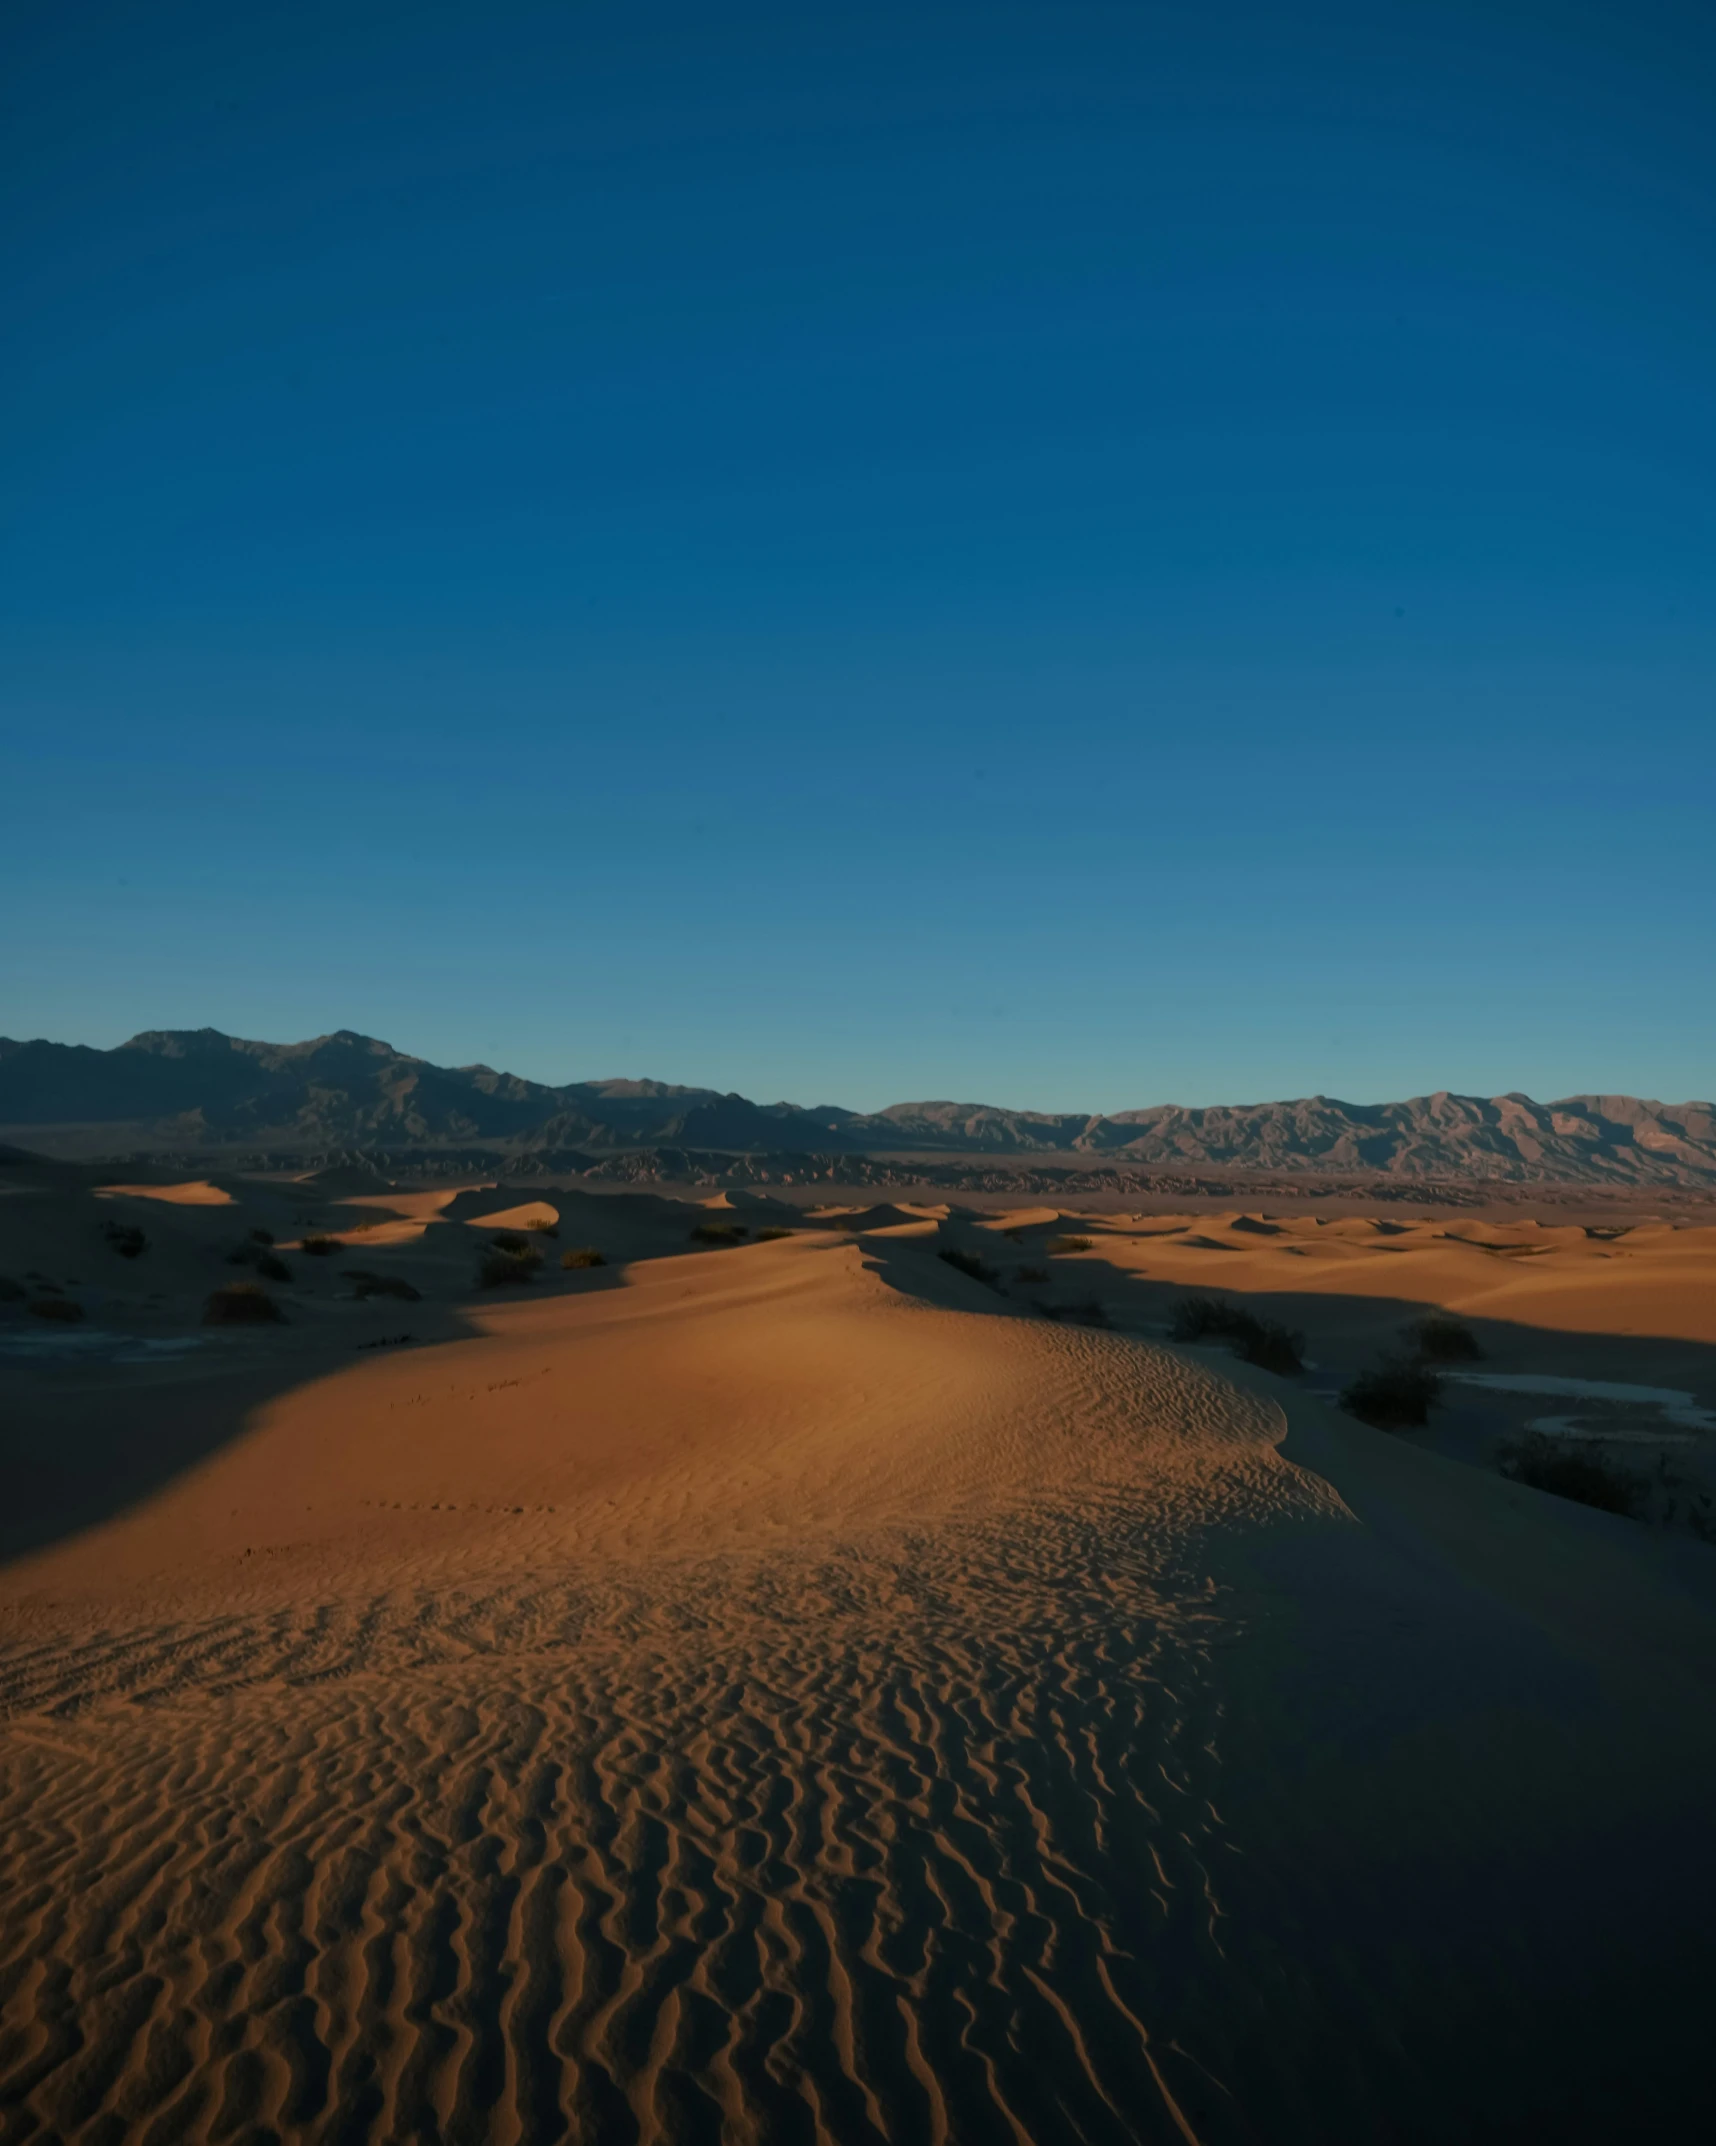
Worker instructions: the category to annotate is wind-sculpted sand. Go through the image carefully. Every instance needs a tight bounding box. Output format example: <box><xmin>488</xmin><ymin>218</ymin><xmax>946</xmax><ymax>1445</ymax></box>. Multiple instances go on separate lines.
<box><xmin>2</xmin><ymin>1214</ymin><xmax>1715</xmax><ymax>2141</ymax></box>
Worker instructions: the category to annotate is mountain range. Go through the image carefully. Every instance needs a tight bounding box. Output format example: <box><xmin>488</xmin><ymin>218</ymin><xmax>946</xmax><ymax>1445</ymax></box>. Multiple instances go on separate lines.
<box><xmin>2</xmin><ymin>1027</ymin><xmax>1714</xmax><ymax>1187</ymax></box>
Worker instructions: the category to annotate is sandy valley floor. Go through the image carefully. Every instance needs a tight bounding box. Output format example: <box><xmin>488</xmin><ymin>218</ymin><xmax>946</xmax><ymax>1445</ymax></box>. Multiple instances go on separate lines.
<box><xmin>2</xmin><ymin>1161</ymin><xmax>1715</xmax><ymax>2142</ymax></box>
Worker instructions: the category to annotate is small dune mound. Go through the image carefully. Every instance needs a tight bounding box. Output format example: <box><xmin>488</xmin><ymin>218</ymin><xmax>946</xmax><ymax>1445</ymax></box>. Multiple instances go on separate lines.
<box><xmin>204</xmin><ymin>1283</ymin><xmax>283</xmax><ymax>1325</ymax></box>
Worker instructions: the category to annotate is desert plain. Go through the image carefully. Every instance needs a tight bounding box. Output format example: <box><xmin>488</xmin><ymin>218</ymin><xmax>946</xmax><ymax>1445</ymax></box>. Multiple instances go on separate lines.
<box><xmin>3</xmin><ymin>1151</ymin><xmax>1716</xmax><ymax>2143</ymax></box>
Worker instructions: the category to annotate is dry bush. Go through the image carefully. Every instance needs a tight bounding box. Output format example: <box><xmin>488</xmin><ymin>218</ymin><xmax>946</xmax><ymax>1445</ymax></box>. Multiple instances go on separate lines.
<box><xmin>938</xmin><ymin>1246</ymin><xmax>1000</xmax><ymax>1288</ymax></box>
<box><xmin>526</xmin><ymin>1218</ymin><xmax>560</xmax><ymax>1237</ymax></box>
<box><xmin>1016</xmin><ymin>1264</ymin><xmax>1049</xmax><ymax>1284</ymax></box>
<box><xmin>1048</xmin><ymin>1235</ymin><xmax>1093</xmax><ymax>1254</ymax></box>
<box><xmin>204</xmin><ymin>1283</ymin><xmax>283</xmax><ymax>1325</ymax></box>
<box><xmin>249</xmin><ymin>1227</ymin><xmax>275</xmax><ymax>1245</ymax></box>
<box><xmin>300</xmin><ymin>1235</ymin><xmax>341</xmax><ymax>1257</ymax></box>
<box><xmin>561</xmin><ymin>1247</ymin><xmax>607</xmax><ymax>1270</ymax></box>
<box><xmin>479</xmin><ymin>1247</ymin><xmax>542</xmax><ymax>1288</ymax></box>
<box><xmin>255</xmin><ymin>1252</ymin><xmax>293</xmax><ymax>1283</ymax></box>
<box><xmin>29</xmin><ymin>1296</ymin><xmax>84</xmax><ymax>1323</ymax></box>
<box><xmin>1341</xmin><ymin>1357</ymin><xmax>1441</xmax><ymax>1430</ymax></box>
<box><xmin>754</xmin><ymin>1226</ymin><xmax>793</xmax><ymax>1242</ymax></box>
<box><xmin>690</xmin><ymin>1222</ymin><xmax>748</xmax><ymax>1245</ymax></box>
<box><xmin>102</xmin><ymin>1220</ymin><xmax>147</xmax><ymax>1259</ymax></box>
<box><xmin>489</xmin><ymin>1232</ymin><xmax>531</xmax><ymax>1254</ymax></box>
<box><xmin>1169</xmin><ymin>1296</ymin><xmax>1304</xmax><ymax>1375</ymax></box>
<box><xmin>1498</xmin><ymin>1432</ymin><xmax>1643</xmax><ymax>1517</ymax></box>
<box><xmin>342</xmin><ymin>1269</ymin><xmax>421</xmax><ymax>1302</ymax></box>
<box><xmin>1409</xmin><ymin>1315</ymin><xmax>1484</xmax><ymax>1363</ymax></box>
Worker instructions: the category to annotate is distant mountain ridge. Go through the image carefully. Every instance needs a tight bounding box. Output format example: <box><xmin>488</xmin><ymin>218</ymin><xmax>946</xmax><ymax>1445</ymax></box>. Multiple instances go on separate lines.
<box><xmin>1</xmin><ymin>1027</ymin><xmax>1713</xmax><ymax>1186</ymax></box>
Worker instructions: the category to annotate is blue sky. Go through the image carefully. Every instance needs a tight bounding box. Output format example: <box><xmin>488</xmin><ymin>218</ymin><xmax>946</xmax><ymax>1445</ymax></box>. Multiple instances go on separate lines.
<box><xmin>4</xmin><ymin>0</ymin><xmax>1713</xmax><ymax>1110</ymax></box>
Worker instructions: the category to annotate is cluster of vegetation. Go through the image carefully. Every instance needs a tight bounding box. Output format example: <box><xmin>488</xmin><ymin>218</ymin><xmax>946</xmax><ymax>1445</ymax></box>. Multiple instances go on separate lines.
<box><xmin>1016</xmin><ymin>1264</ymin><xmax>1049</xmax><ymax>1284</ymax></box>
<box><xmin>479</xmin><ymin>1238</ymin><xmax>544</xmax><ymax>1288</ymax></box>
<box><xmin>1340</xmin><ymin>1357</ymin><xmax>1442</xmax><ymax>1430</ymax></box>
<box><xmin>29</xmin><ymin>1295</ymin><xmax>84</xmax><ymax>1324</ymax></box>
<box><xmin>561</xmin><ymin>1246</ymin><xmax>607</xmax><ymax>1270</ymax></box>
<box><xmin>227</xmin><ymin>1239</ymin><xmax>293</xmax><ymax>1283</ymax></box>
<box><xmin>1408</xmin><ymin>1315</ymin><xmax>1484</xmax><ymax>1363</ymax></box>
<box><xmin>342</xmin><ymin>1268</ymin><xmax>422</xmax><ymax>1302</ymax></box>
<box><xmin>1048</xmin><ymin>1235</ymin><xmax>1093</xmax><ymax>1255</ymax></box>
<box><xmin>299</xmin><ymin>1234</ymin><xmax>342</xmax><ymax>1258</ymax></box>
<box><xmin>754</xmin><ymin>1226</ymin><xmax>794</xmax><ymax>1242</ymax></box>
<box><xmin>204</xmin><ymin>1283</ymin><xmax>283</xmax><ymax>1325</ymax></box>
<box><xmin>1497</xmin><ymin>1432</ymin><xmax>1643</xmax><ymax>1517</ymax></box>
<box><xmin>690</xmin><ymin>1222</ymin><xmax>748</xmax><ymax>1245</ymax></box>
<box><xmin>939</xmin><ymin>1246</ymin><xmax>1000</xmax><ymax>1288</ymax></box>
<box><xmin>102</xmin><ymin>1220</ymin><xmax>147</xmax><ymax>1259</ymax></box>
<box><xmin>1169</xmin><ymin>1297</ymin><xmax>1305</xmax><ymax>1376</ymax></box>
<box><xmin>356</xmin><ymin>1332</ymin><xmax>414</xmax><ymax>1351</ymax></box>
<box><xmin>249</xmin><ymin>1228</ymin><xmax>275</xmax><ymax>1245</ymax></box>
<box><xmin>526</xmin><ymin>1217</ymin><xmax>559</xmax><ymax>1237</ymax></box>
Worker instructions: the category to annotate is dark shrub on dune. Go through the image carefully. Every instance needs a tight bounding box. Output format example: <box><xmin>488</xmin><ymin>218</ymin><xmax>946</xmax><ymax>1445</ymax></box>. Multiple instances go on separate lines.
<box><xmin>1017</xmin><ymin>1264</ymin><xmax>1049</xmax><ymax>1284</ymax></box>
<box><xmin>255</xmin><ymin>1253</ymin><xmax>293</xmax><ymax>1283</ymax></box>
<box><xmin>1341</xmin><ymin>1357</ymin><xmax>1441</xmax><ymax>1430</ymax></box>
<box><xmin>1169</xmin><ymin>1296</ymin><xmax>1304</xmax><ymax>1375</ymax></box>
<box><xmin>561</xmin><ymin>1246</ymin><xmax>607</xmax><ymax>1269</ymax></box>
<box><xmin>526</xmin><ymin>1218</ymin><xmax>559</xmax><ymax>1237</ymax></box>
<box><xmin>1048</xmin><ymin>1235</ymin><xmax>1093</xmax><ymax>1254</ymax></box>
<box><xmin>102</xmin><ymin>1220</ymin><xmax>147</xmax><ymax>1258</ymax></box>
<box><xmin>939</xmin><ymin>1246</ymin><xmax>1000</xmax><ymax>1288</ymax></box>
<box><xmin>249</xmin><ymin>1227</ymin><xmax>275</xmax><ymax>1245</ymax></box>
<box><xmin>343</xmin><ymin>1269</ymin><xmax>422</xmax><ymax>1302</ymax></box>
<box><xmin>1498</xmin><ymin>1431</ymin><xmax>1643</xmax><ymax>1517</ymax></box>
<box><xmin>479</xmin><ymin>1247</ymin><xmax>542</xmax><ymax>1288</ymax></box>
<box><xmin>300</xmin><ymin>1234</ymin><xmax>341</xmax><ymax>1257</ymax></box>
<box><xmin>489</xmin><ymin>1232</ymin><xmax>531</xmax><ymax>1254</ymax></box>
<box><xmin>29</xmin><ymin>1295</ymin><xmax>84</xmax><ymax>1323</ymax></box>
<box><xmin>754</xmin><ymin>1226</ymin><xmax>793</xmax><ymax>1242</ymax></box>
<box><xmin>205</xmin><ymin>1283</ymin><xmax>283</xmax><ymax>1325</ymax></box>
<box><xmin>690</xmin><ymin>1222</ymin><xmax>748</xmax><ymax>1245</ymax></box>
<box><xmin>1409</xmin><ymin>1315</ymin><xmax>1484</xmax><ymax>1362</ymax></box>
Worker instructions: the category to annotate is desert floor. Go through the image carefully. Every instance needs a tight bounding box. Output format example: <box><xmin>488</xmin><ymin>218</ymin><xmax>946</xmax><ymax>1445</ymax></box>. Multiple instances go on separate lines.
<box><xmin>3</xmin><ymin>1159</ymin><xmax>1715</xmax><ymax>2143</ymax></box>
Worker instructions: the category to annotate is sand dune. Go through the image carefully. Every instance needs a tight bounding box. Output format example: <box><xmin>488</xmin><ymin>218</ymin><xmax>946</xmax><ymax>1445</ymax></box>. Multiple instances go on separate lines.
<box><xmin>3</xmin><ymin>1171</ymin><xmax>1716</xmax><ymax>2140</ymax></box>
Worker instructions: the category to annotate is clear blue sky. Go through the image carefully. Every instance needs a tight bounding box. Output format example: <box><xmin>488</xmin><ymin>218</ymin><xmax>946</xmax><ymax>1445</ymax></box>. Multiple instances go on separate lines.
<box><xmin>4</xmin><ymin>0</ymin><xmax>1713</xmax><ymax>1110</ymax></box>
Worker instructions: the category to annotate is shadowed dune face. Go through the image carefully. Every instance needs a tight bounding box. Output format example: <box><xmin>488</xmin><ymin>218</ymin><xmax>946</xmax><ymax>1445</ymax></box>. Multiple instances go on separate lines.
<box><xmin>3</xmin><ymin>1183</ymin><xmax>1716</xmax><ymax>2140</ymax></box>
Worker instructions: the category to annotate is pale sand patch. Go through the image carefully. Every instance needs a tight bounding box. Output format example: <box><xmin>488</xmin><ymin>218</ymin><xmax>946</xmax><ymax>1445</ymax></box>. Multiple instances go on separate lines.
<box><xmin>94</xmin><ymin>1178</ymin><xmax>233</xmax><ymax>1205</ymax></box>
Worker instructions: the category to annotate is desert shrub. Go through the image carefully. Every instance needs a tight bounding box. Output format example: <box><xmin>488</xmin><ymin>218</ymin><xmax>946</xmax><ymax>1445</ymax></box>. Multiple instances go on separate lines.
<box><xmin>300</xmin><ymin>1234</ymin><xmax>341</xmax><ymax>1257</ymax></box>
<box><xmin>479</xmin><ymin>1248</ymin><xmax>542</xmax><ymax>1288</ymax></box>
<box><xmin>489</xmin><ymin>1231</ymin><xmax>531</xmax><ymax>1254</ymax></box>
<box><xmin>1002</xmin><ymin>1227</ymin><xmax>1025</xmax><ymax>1243</ymax></box>
<box><xmin>938</xmin><ymin>1246</ymin><xmax>1000</xmax><ymax>1288</ymax></box>
<box><xmin>102</xmin><ymin>1220</ymin><xmax>147</xmax><ymax>1259</ymax></box>
<box><xmin>1017</xmin><ymin>1264</ymin><xmax>1049</xmax><ymax>1284</ymax></box>
<box><xmin>754</xmin><ymin>1226</ymin><xmax>793</xmax><ymax>1242</ymax></box>
<box><xmin>255</xmin><ymin>1252</ymin><xmax>293</xmax><ymax>1283</ymax></box>
<box><xmin>690</xmin><ymin>1222</ymin><xmax>748</xmax><ymax>1245</ymax></box>
<box><xmin>29</xmin><ymin>1296</ymin><xmax>84</xmax><ymax>1323</ymax></box>
<box><xmin>1341</xmin><ymin>1356</ymin><xmax>1441</xmax><ymax>1430</ymax></box>
<box><xmin>1168</xmin><ymin>1296</ymin><xmax>1304</xmax><ymax>1375</ymax></box>
<box><xmin>526</xmin><ymin>1218</ymin><xmax>559</xmax><ymax>1237</ymax></box>
<box><xmin>342</xmin><ymin>1269</ymin><xmax>421</xmax><ymax>1302</ymax></box>
<box><xmin>1409</xmin><ymin>1315</ymin><xmax>1484</xmax><ymax>1363</ymax></box>
<box><xmin>204</xmin><ymin>1283</ymin><xmax>283</xmax><ymax>1325</ymax></box>
<box><xmin>356</xmin><ymin>1332</ymin><xmax>414</xmax><ymax>1350</ymax></box>
<box><xmin>249</xmin><ymin>1227</ymin><xmax>275</xmax><ymax>1245</ymax></box>
<box><xmin>561</xmin><ymin>1246</ymin><xmax>607</xmax><ymax>1269</ymax></box>
<box><xmin>1049</xmin><ymin>1235</ymin><xmax>1093</xmax><ymax>1254</ymax></box>
<box><xmin>0</xmin><ymin>1275</ymin><xmax>24</xmax><ymax>1301</ymax></box>
<box><xmin>1498</xmin><ymin>1432</ymin><xmax>1643</xmax><ymax>1518</ymax></box>
<box><xmin>1065</xmin><ymin>1295</ymin><xmax>1110</xmax><ymax>1327</ymax></box>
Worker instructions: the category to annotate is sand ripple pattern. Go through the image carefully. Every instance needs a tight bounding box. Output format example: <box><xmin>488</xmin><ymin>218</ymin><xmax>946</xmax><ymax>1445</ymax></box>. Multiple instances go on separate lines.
<box><xmin>0</xmin><ymin>1330</ymin><xmax>1313</xmax><ymax>2143</ymax></box>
